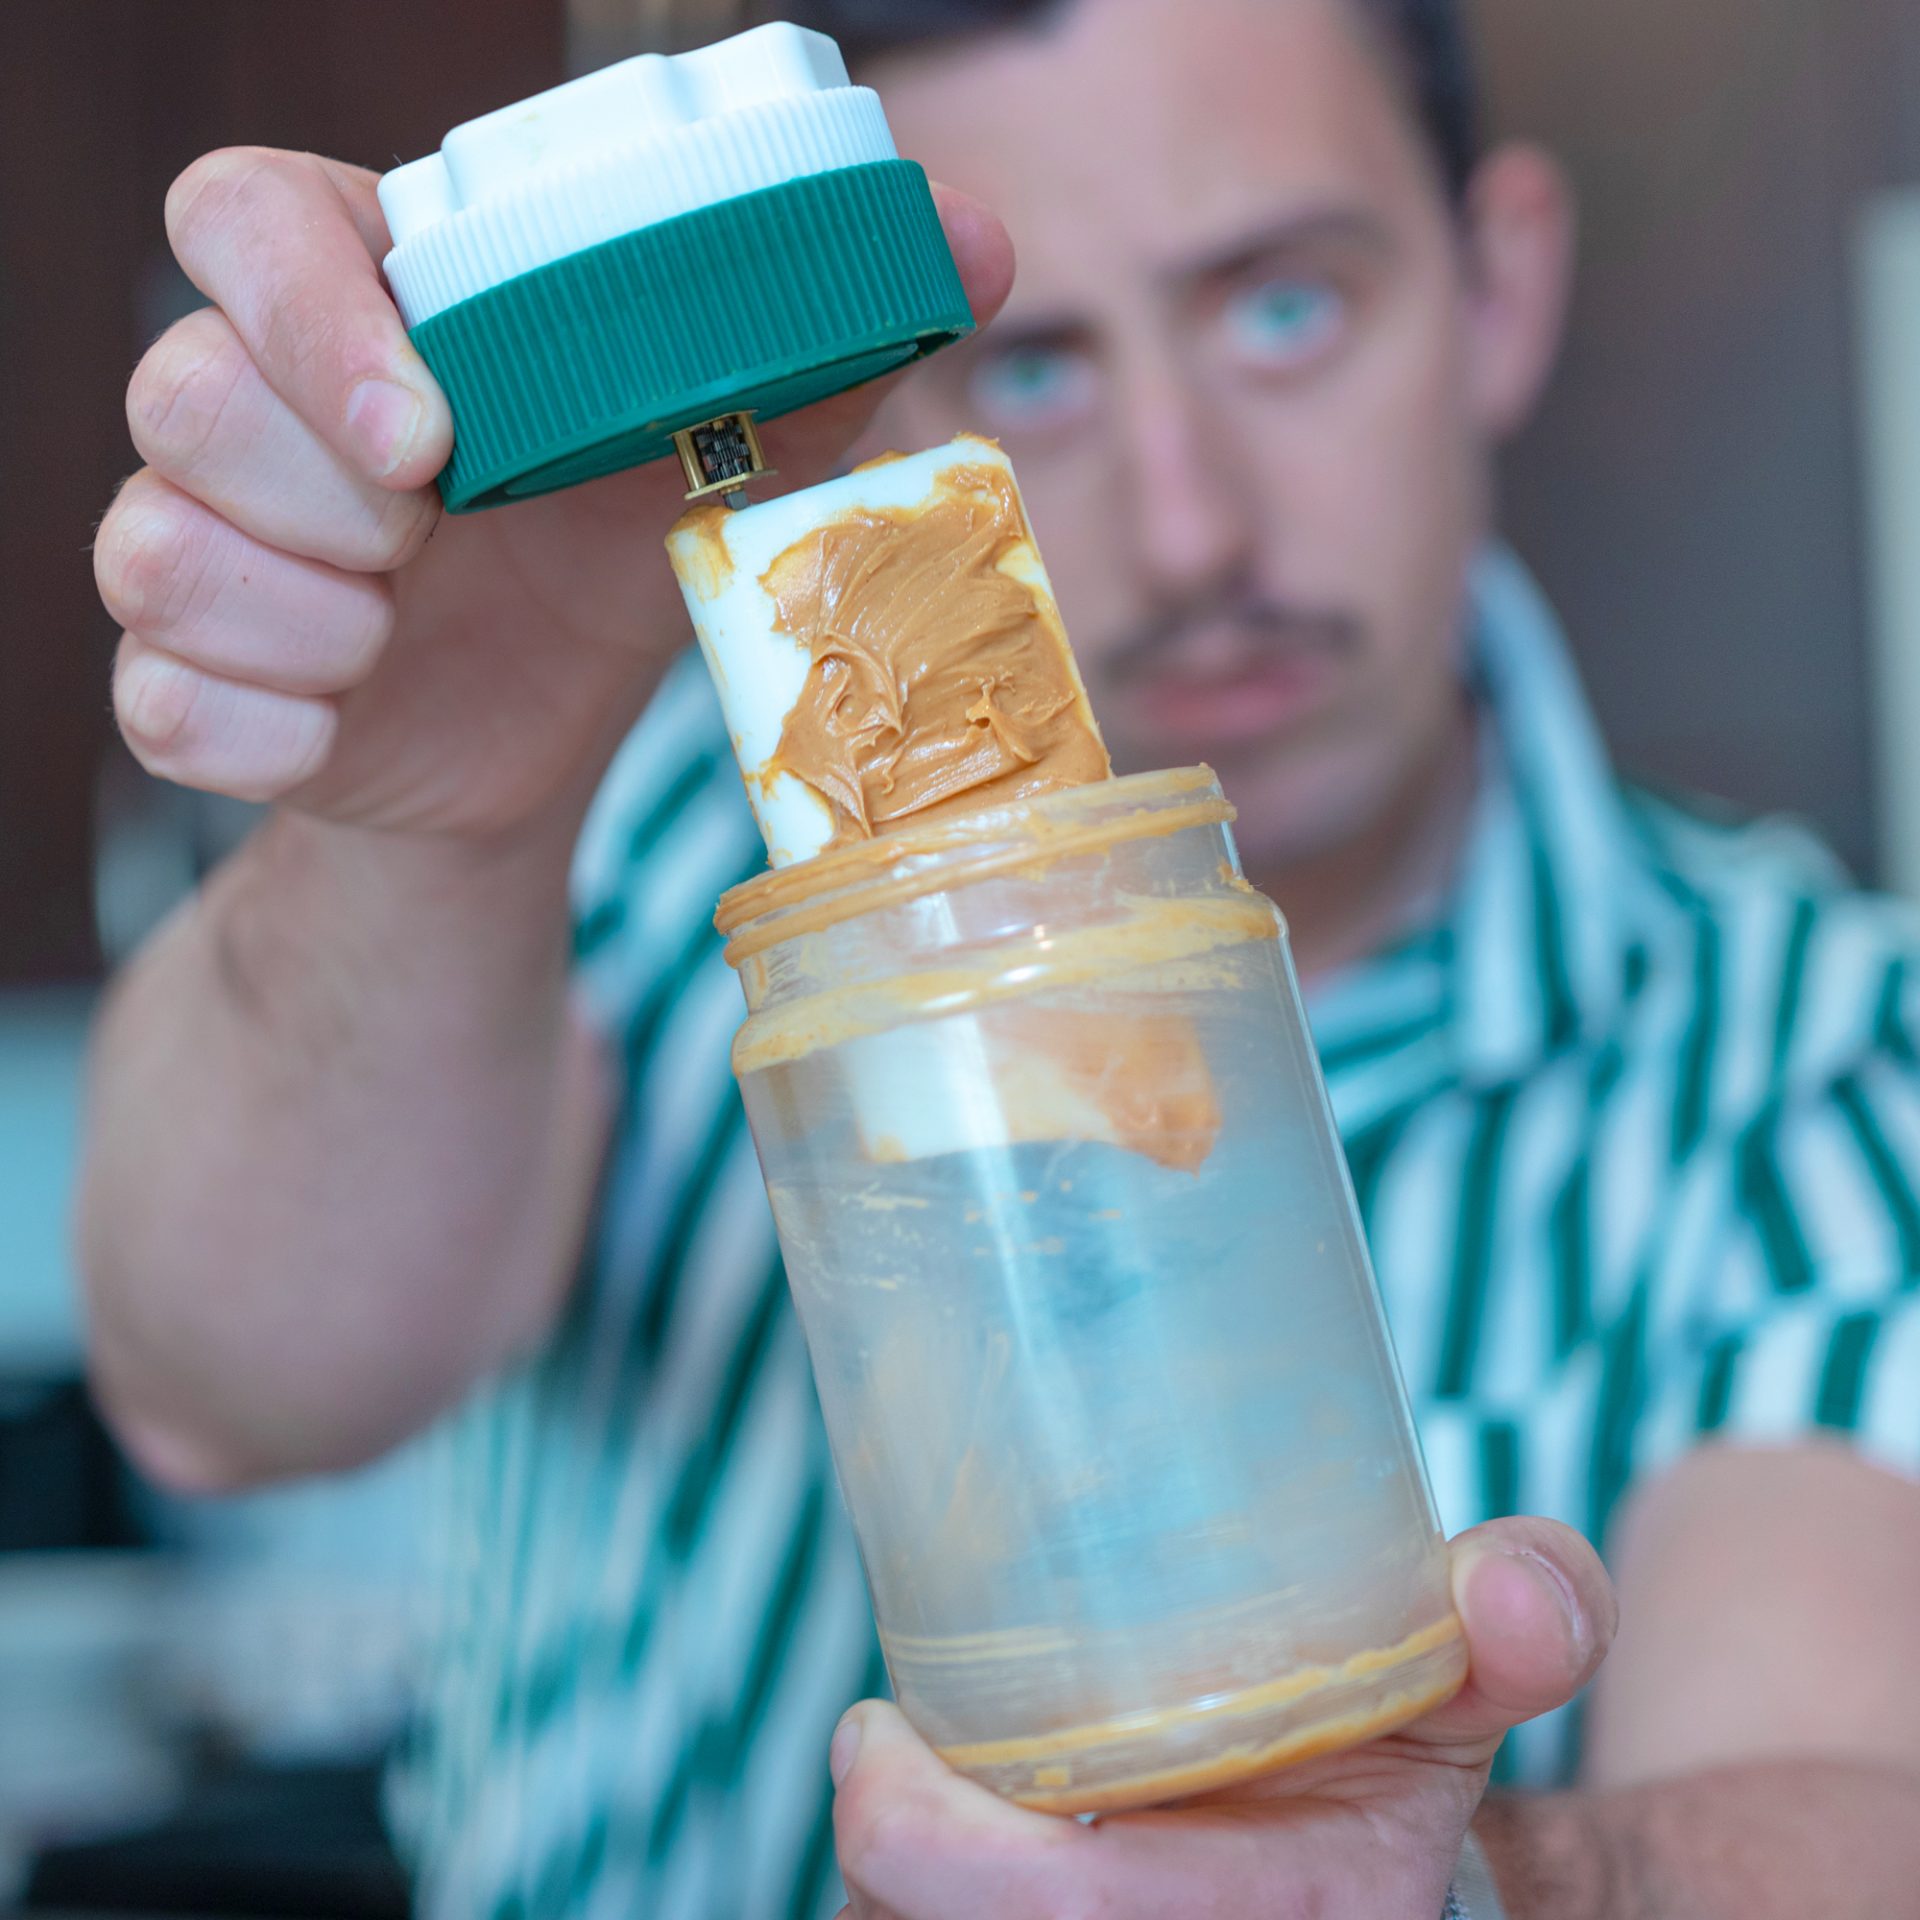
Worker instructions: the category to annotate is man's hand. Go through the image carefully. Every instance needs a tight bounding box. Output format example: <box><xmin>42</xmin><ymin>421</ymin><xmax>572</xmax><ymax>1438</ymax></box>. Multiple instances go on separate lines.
<box><xmin>78</xmin><ymin>144</ymin><xmax>1013</xmax><ymax>1488</ymax></box>
<box><xmin>829</xmin><ymin>1518</ymin><xmax>1614</xmax><ymax>1920</ymax></box>
<box><xmin>94</xmin><ymin>146</ymin><xmax>1014</xmax><ymax>839</ymax></box>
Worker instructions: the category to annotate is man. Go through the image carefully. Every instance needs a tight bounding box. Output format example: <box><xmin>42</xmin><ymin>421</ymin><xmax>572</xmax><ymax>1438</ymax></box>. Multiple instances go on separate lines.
<box><xmin>80</xmin><ymin>0</ymin><xmax>1920</xmax><ymax>1914</ymax></box>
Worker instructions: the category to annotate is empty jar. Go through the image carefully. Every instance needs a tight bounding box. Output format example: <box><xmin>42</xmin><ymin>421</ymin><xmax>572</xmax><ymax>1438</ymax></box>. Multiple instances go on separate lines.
<box><xmin>718</xmin><ymin>767</ymin><xmax>1466</xmax><ymax>1814</ymax></box>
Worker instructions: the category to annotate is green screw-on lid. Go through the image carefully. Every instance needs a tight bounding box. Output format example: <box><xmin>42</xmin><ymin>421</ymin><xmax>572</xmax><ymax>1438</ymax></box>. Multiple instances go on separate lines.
<box><xmin>378</xmin><ymin>27</ymin><xmax>974</xmax><ymax>514</ymax></box>
<box><xmin>409</xmin><ymin>162</ymin><xmax>969</xmax><ymax>514</ymax></box>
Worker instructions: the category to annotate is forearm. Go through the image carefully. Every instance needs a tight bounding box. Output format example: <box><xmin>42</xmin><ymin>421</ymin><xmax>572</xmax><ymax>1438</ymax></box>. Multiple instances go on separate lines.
<box><xmin>1478</xmin><ymin>1759</ymin><xmax>1920</xmax><ymax>1920</ymax></box>
<box><xmin>79</xmin><ymin>805</ymin><xmax>607</xmax><ymax>1487</ymax></box>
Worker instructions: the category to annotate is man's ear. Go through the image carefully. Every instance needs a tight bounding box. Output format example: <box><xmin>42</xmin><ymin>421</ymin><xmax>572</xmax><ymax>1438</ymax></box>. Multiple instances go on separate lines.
<box><xmin>1460</xmin><ymin>142</ymin><xmax>1577</xmax><ymax>440</ymax></box>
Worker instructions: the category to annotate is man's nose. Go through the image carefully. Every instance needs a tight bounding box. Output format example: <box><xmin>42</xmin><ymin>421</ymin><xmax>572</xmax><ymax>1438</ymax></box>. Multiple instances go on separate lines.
<box><xmin>1117</xmin><ymin>366</ymin><xmax>1257</xmax><ymax>603</ymax></box>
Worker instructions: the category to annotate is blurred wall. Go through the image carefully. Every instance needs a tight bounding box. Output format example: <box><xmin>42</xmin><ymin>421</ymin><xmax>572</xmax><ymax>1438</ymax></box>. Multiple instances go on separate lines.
<box><xmin>1483</xmin><ymin>0</ymin><xmax>1920</xmax><ymax>878</ymax></box>
<box><xmin>0</xmin><ymin>1</ymin><xmax>567</xmax><ymax>987</ymax></box>
<box><xmin>1858</xmin><ymin>189</ymin><xmax>1920</xmax><ymax>900</ymax></box>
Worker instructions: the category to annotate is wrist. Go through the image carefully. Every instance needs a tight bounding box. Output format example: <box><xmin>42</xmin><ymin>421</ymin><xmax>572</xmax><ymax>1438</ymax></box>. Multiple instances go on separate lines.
<box><xmin>269</xmin><ymin>799</ymin><xmax>585</xmax><ymax>909</ymax></box>
<box><xmin>1473</xmin><ymin>1796</ymin><xmax>1625</xmax><ymax>1920</ymax></box>
<box><xmin>208</xmin><ymin>802</ymin><xmax>583</xmax><ymax>1050</ymax></box>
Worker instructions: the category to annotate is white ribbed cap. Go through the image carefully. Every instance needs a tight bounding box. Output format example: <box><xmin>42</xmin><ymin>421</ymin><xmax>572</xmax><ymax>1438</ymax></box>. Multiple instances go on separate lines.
<box><xmin>378</xmin><ymin>22</ymin><xmax>897</xmax><ymax>328</ymax></box>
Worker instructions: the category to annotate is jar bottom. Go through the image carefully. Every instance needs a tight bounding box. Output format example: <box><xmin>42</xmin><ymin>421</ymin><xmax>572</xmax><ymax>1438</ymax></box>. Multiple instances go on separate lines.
<box><xmin>931</xmin><ymin>1615</ymin><xmax>1468</xmax><ymax>1816</ymax></box>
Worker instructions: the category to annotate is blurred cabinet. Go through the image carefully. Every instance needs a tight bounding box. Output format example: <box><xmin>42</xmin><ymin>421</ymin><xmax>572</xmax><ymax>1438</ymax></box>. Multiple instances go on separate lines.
<box><xmin>0</xmin><ymin>0</ymin><xmax>566</xmax><ymax>986</ymax></box>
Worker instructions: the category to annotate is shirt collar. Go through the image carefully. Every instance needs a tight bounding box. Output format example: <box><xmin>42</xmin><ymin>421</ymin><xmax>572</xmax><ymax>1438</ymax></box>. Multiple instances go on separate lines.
<box><xmin>1306</xmin><ymin>549</ymin><xmax>1641</xmax><ymax>1098</ymax></box>
<box><xmin>1446</xmin><ymin>547</ymin><xmax>1640</xmax><ymax>1087</ymax></box>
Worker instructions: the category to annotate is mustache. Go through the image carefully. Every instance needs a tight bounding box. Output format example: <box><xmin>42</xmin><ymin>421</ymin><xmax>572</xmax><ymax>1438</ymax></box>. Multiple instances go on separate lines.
<box><xmin>1102</xmin><ymin>596</ymin><xmax>1365</xmax><ymax>687</ymax></box>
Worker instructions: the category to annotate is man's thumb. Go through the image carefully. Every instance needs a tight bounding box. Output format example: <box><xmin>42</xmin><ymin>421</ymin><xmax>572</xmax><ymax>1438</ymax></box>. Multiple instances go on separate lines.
<box><xmin>1412</xmin><ymin>1517</ymin><xmax>1618</xmax><ymax>1756</ymax></box>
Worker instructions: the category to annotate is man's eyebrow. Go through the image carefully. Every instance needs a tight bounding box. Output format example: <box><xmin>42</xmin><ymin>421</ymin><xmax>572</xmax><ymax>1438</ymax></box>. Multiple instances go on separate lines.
<box><xmin>965</xmin><ymin>315</ymin><xmax>1095</xmax><ymax>355</ymax></box>
<box><xmin>1161</xmin><ymin>208</ymin><xmax>1396</xmax><ymax>285</ymax></box>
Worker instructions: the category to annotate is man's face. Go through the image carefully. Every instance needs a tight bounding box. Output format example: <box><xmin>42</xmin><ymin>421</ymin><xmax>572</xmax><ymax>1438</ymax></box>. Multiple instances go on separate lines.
<box><xmin>874</xmin><ymin>0</ymin><xmax>1539</xmax><ymax>881</ymax></box>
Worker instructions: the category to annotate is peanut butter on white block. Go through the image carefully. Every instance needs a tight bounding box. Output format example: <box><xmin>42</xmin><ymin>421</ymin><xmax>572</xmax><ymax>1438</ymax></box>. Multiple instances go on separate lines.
<box><xmin>667</xmin><ymin>435</ymin><xmax>1109</xmax><ymax>866</ymax></box>
<box><xmin>667</xmin><ymin>434</ymin><xmax>1222</xmax><ymax>1171</ymax></box>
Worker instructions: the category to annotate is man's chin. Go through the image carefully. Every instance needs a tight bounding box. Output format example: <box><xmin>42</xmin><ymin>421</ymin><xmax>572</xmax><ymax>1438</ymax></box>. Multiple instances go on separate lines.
<box><xmin>1171</xmin><ymin>740</ymin><xmax>1382</xmax><ymax>880</ymax></box>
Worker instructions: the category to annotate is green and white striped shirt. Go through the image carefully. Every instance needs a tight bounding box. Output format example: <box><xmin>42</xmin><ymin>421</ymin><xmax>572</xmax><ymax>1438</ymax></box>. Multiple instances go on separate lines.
<box><xmin>403</xmin><ymin>551</ymin><xmax>1920</xmax><ymax>1919</ymax></box>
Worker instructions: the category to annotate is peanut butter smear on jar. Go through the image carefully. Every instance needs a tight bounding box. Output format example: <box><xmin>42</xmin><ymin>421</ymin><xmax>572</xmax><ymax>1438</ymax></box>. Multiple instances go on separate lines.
<box><xmin>759</xmin><ymin>464</ymin><xmax>1111</xmax><ymax>844</ymax></box>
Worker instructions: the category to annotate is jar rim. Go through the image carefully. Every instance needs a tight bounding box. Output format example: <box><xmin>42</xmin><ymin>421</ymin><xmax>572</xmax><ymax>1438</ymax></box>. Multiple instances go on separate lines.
<box><xmin>715</xmin><ymin>766</ymin><xmax>1233</xmax><ymax>968</ymax></box>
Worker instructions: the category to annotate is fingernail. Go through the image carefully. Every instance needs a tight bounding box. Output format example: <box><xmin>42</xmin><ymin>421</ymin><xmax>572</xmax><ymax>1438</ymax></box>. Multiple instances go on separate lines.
<box><xmin>1515</xmin><ymin>1548</ymin><xmax>1589</xmax><ymax>1652</ymax></box>
<box><xmin>345</xmin><ymin>377</ymin><xmax>425</xmax><ymax>479</ymax></box>
<box><xmin>829</xmin><ymin>1715</ymin><xmax>861</xmax><ymax>1788</ymax></box>
<box><xmin>120</xmin><ymin>651</ymin><xmax>194</xmax><ymax>748</ymax></box>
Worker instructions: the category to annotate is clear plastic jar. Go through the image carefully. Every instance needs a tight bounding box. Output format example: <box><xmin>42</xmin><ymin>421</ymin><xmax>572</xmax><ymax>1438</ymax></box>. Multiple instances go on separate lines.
<box><xmin>718</xmin><ymin>768</ymin><xmax>1465</xmax><ymax>1814</ymax></box>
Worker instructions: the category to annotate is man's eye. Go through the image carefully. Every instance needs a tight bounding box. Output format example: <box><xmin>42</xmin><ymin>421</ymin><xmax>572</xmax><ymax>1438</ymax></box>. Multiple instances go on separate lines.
<box><xmin>968</xmin><ymin>345</ymin><xmax>1098</xmax><ymax>432</ymax></box>
<box><xmin>1222</xmin><ymin>279</ymin><xmax>1344</xmax><ymax>372</ymax></box>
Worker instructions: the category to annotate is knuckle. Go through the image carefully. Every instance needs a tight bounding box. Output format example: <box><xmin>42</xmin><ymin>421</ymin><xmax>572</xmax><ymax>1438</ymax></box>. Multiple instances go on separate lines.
<box><xmin>128</xmin><ymin>312</ymin><xmax>245</xmax><ymax>474</ymax></box>
<box><xmin>832</xmin><ymin>1779</ymin><xmax>917</xmax><ymax>1887</ymax></box>
<box><xmin>96</xmin><ymin>488</ymin><xmax>219</xmax><ymax>636</ymax></box>
<box><xmin>338</xmin><ymin>584</ymin><xmax>398</xmax><ymax>683</ymax></box>
<box><xmin>229</xmin><ymin>732</ymin><xmax>333</xmax><ymax>807</ymax></box>
<box><xmin>113</xmin><ymin>640</ymin><xmax>198</xmax><ymax>757</ymax></box>
<box><xmin>92</xmin><ymin>492</ymin><xmax>144</xmax><ymax>624</ymax></box>
<box><xmin>165</xmin><ymin>146</ymin><xmax>283</xmax><ymax>254</ymax></box>
<box><xmin>361</xmin><ymin>485</ymin><xmax>437</xmax><ymax>571</ymax></box>
<box><xmin>259</xmin><ymin>293</ymin><xmax>345</xmax><ymax>394</ymax></box>
<box><xmin>111</xmin><ymin>639</ymin><xmax>335</xmax><ymax>804</ymax></box>
<box><xmin>93</xmin><ymin>484</ymin><xmax>164</xmax><ymax>627</ymax></box>
<box><xmin>301</xmin><ymin>583</ymin><xmax>396</xmax><ymax>693</ymax></box>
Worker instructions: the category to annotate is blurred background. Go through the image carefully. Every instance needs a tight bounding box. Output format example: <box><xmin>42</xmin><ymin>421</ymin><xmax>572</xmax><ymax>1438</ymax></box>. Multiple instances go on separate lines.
<box><xmin>3</xmin><ymin>0</ymin><xmax>1919</xmax><ymax>1911</ymax></box>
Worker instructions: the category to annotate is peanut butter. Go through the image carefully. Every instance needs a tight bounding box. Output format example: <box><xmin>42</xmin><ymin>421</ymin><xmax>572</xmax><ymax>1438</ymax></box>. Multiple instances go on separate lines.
<box><xmin>991</xmin><ymin>1008</ymin><xmax>1224</xmax><ymax>1176</ymax></box>
<box><xmin>929</xmin><ymin>1614</ymin><xmax>1467</xmax><ymax>1815</ymax></box>
<box><xmin>728</xmin><ymin>892</ymin><xmax>1277</xmax><ymax>1074</ymax></box>
<box><xmin>760</xmin><ymin>464</ymin><xmax>1111</xmax><ymax>843</ymax></box>
<box><xmin>716</xmin><ymin>768</ymin><xmax>1235</xmax><ymax>960</ymax></box>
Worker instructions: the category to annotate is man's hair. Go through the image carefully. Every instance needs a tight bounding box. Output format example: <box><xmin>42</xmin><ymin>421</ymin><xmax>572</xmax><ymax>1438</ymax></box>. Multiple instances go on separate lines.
<box><xmin>743</xmin><ymin>0</ymin><xmax>1483</xmax><ymax>202</ymax></box>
